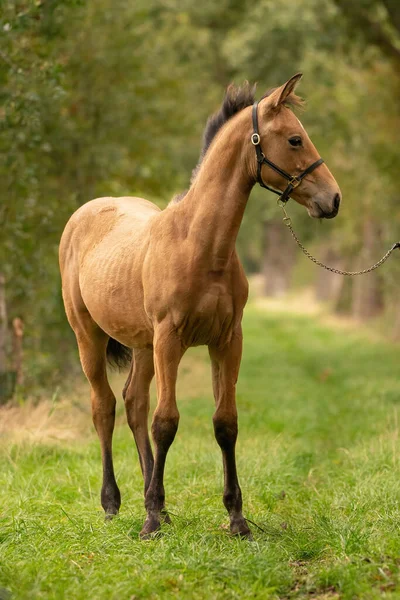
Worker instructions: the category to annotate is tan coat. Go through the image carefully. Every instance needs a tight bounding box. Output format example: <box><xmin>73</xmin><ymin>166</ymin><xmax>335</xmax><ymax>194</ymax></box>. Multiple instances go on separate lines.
<box><xmin>59</xmin><ymin>74</ymin><xmax>341</xmax><ymax>538</ymax></box>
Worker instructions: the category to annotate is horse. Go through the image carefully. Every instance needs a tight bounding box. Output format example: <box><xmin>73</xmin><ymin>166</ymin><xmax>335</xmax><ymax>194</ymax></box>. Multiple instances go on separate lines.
<box><xmin>59</xmin><ymin>73</ymin><xmax>341</xmax><ymax>539</ymax></box>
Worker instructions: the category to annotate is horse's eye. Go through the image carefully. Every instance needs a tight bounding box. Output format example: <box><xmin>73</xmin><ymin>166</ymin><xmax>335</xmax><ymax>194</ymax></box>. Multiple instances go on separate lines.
<box><xmin>289</xmin><ymin>136</ymin><xmax>302</xmax><ymax>147</ymax></box>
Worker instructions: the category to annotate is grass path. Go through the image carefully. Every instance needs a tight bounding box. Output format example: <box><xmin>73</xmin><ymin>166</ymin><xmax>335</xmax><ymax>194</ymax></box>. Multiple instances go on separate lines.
<box><xmin>1</xmin><ymin>307</ymin><xmax>400</xmax><ymax>599</ymax></box>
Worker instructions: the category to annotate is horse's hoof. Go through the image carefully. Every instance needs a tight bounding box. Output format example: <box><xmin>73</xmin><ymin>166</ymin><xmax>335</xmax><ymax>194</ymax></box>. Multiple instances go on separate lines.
<box><xmin>237</xmin><ymin>530</ymin><xmax>254</xmax><ymax>541</ymax></box>
<box><xmin>139</xmin><ymin>529</ymin><xmax>162</xmax><ymax>541</ymax></box>
<box><xmin>230</xmin><ymin>519</ymin><xmax>252</xmax><ymax>539</ymax></box>
<box><xmin>139</xmin><ymin>515</ymin><xmax>161</xmax><ymax>540</ymax></box>
<box><xmin>161</xmin><ymin>510</ymin><xmax>172</xmax><ymax>525</ymax></box>
<box><xmin>104</xmin><ymin>510</ymin><xmax>118</xmax><ymax>521</ymax></box>
<box><xmin>232</xmin><ymin>528</ymin><xmax>253</xmax><ymax>540</ymax></box>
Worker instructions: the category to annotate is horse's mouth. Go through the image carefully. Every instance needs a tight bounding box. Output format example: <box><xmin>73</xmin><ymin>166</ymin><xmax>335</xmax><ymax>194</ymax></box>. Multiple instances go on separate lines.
<box><xmin>308</xmin><ymin>203</ymin><xmax>339</xmax><ymax>220</ymax></box>
<box><xmin>321</xmin><ymin>208</ymin><xmax>339</xmax><ymax>219</ymax></box>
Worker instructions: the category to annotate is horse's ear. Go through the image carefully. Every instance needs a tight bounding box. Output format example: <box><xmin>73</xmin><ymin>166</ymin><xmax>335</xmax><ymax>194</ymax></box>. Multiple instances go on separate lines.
<box><xmin>262</xmin><ymin>73</ymin><xmax>303</xmax><ymax>109</ymax></box>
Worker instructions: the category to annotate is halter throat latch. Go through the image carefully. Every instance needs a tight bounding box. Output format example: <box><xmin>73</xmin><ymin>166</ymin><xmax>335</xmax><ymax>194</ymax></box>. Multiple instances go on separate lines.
<box><xmin>251</xmin><ymin>100</ymin><xmax>324</xmax><ymax>204</ymax></box>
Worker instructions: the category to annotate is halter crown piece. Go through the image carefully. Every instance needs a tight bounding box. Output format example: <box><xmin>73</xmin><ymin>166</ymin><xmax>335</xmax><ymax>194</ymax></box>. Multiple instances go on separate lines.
<box><xmin>251</xmin><ymin>101</ymin><xmax>324</xmax><ymax>204</ymax></box>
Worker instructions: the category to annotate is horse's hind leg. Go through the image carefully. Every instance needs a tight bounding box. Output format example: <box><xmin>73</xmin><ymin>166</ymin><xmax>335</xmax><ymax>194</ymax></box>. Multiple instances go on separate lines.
<box><xmin>75</xmin><ymin>315</ymin><xmax>121</xmax><ymax>518</ymax></box>
<box><xmin>123</xmin><ymin>348</ymin><xmax>155</xmax><ymax>495</ymax></box>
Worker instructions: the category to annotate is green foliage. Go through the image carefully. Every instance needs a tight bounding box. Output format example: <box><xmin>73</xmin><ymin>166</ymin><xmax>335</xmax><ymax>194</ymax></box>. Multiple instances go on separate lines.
<box><xmin>1</xmin><ymin>0</ymin><xmax>400</xmax><ymax>388</ymax></box>
<box><xmin>1</xmin><ymin>308</ymin><xmax>400</xmax><ymax>598</ymax></box>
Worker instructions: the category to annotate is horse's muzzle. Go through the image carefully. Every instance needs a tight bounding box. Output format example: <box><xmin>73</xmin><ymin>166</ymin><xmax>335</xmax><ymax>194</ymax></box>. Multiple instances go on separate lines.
<box><xmin>317</xmin><ymin>193</ymin><xmax>341</xmax><ymax>219</ymax></box>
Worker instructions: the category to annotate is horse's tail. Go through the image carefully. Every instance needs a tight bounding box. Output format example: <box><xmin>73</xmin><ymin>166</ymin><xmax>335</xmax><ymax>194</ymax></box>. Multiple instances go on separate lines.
<box><xmin>106</xmin><ymin>337</ymin><xmax>132</xmax><ymax>370</ymax></box>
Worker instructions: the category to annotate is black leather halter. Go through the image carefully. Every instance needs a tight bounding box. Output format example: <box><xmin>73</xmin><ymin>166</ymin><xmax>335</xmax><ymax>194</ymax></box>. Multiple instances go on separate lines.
<box><xmin>251</xmin><ymin>101</ymin><xmax>324</xmax><ymax>204</ymax></box>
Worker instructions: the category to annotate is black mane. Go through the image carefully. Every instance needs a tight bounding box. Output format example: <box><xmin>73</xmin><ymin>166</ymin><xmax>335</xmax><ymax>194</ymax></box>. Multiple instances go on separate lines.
<box><xmin>170</xmin><ymin>82</ymin><xmax>256</xmax><ymax>204</ymax></box>
<box><xmin>200</xmin><ymin>82</ymin><xmax>256</xmax><ymax>162</ymax></box>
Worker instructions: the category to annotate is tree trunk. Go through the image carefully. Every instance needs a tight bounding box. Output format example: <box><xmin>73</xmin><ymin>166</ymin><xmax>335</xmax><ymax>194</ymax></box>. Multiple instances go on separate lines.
<box><xmin>0</xmin><ymin>273</ymin><xmax>14</xmax><ymax>403</ymax></box>
<box><xmin>315</xmin><ymin>246</ymin><xmax>345</xmax><ymax>304</ymax></box>
<box><xmin>352</xmin><ymin>217</ymin><xmax>384</xmax><ymax>320</ymax></box>
<box><xmin>262</xmin><ymin>219</ymin><xmax>297</xmax><ymax>297</ymax></box>
<box><xmin>12</xmin><ymin>317</ymin><xmax>24</xmax><ymax>386</ymax></box>
<box><xmin>0</xmin><ymin>273</ymin><xmax>7</xmax><ymax>375</ymax></box>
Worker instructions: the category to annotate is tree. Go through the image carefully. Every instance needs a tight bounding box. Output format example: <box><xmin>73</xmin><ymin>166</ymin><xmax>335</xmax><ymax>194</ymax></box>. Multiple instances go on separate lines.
<box><xmin>334</xmin><ymin>0</ymin><xmax>400</xmax><ymax>70</ymax></box>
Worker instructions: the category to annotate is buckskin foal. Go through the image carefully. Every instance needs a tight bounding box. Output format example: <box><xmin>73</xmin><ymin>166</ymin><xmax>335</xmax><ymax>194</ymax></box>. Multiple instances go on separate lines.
<box><xmin>59</xmin><ymin>74</ymin><xmax>341</xmax><ymax>539</ymax></box>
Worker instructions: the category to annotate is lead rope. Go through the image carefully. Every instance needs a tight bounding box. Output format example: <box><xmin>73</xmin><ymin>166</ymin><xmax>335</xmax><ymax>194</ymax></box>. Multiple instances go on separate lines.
<box><xmin>279</xmin><ymin>203</ymin><xmax>400</xmax><ymax>276</ymax></box>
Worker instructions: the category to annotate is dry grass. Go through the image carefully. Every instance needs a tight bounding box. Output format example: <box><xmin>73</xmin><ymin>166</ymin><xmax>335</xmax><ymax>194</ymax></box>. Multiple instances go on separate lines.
<box><xmin>0</xmin><ymin>350</ymin><xmax>211</xmax><ymax>445</ymax></box>
<box><xmin>0</xmin><ymin>382</ymin><xmax>91</xmax><ymax>443</ymax></box>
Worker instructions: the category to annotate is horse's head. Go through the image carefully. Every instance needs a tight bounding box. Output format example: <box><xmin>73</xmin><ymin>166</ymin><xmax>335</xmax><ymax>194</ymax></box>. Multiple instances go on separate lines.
<box><xmin>254</xmin><ymin>73</ymin><xmax>341</xmax><ymax>219</ymax></box>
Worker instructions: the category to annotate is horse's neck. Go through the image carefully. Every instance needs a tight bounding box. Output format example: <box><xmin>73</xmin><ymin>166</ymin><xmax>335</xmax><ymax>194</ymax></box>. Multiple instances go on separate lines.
<box><xmin>180</xmin><ymin>119</ymin><xmax>253</xmax><ymax>269</ymax></box>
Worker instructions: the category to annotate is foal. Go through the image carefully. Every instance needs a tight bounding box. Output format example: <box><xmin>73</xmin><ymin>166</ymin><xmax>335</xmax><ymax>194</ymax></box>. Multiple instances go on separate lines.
<box><xmin>59</xmin><ymin>74</ymin><xmax>341</xmax><ymax>538</ymax></box>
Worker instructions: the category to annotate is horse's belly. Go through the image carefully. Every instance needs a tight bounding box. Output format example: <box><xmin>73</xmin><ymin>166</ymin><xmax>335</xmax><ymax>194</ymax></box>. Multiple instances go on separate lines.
<box><xmin>79</xmin><ymin>249</ymin><xmax>153</xmax><ymax>348</ymax></box>
<box><xmin>91</xmin><ymin>303</ymin><xmax>153</xmax><ymax>348</ymax></box>
<box><xmin>83</xmin><ymin>291</ymin><xmax>153</xmax><ymax>348</ymax></box>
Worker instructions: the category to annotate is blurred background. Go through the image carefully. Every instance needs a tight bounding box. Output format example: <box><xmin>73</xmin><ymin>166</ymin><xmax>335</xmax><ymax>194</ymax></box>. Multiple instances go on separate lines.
<box><xmin>1</xmin><ymin>0</ymin><xmax>400</xmax><ymax>401</ymax></box>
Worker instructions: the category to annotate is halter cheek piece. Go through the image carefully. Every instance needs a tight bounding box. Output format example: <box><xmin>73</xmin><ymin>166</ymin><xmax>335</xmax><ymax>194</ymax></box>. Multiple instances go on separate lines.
<box><xmin>251</xmin><ymin>101</ymin><xmax>324</xmax><ymax>204</ymax></box>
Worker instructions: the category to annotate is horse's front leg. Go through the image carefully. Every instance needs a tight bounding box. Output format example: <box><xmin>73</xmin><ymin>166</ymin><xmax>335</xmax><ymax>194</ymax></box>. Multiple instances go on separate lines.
<box><xmin>209</xmin><ymin>327</ymin><xmax>251</xmax><ymax>538</ymax></box>
<box><xmin>140</xmin><ymin>324</ymin><xmax>183</xmax><ymax>539</ymax></box>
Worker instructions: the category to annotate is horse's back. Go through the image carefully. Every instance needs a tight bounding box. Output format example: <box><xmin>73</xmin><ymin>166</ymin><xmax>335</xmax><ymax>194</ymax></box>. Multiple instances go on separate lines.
<box><xmin>59</xmin><ymin>196</ymin><xmax>160</xmax><ymax>272</ymax></box>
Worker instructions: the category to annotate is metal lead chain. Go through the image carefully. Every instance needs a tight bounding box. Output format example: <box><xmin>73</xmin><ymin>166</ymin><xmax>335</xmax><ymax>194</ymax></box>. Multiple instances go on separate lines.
<box><xmin>279</xmin><ymin>204</ymin><xmax>400</xmax><ymax>276</ymax></box>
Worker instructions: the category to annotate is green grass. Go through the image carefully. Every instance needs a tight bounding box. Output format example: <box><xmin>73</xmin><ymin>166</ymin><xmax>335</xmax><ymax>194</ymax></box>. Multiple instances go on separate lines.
<box><xmin>1</xmin><ymin>306</ymin><xmax>400</xmax><ymax>599</ymax></box>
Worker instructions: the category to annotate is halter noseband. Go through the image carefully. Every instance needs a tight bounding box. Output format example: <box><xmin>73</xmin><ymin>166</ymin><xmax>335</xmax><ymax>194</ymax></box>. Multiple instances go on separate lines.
<box><xmin>251</xmin><ymin>101</ymin><xmax>324</xmax><ymax>204</ymax></box>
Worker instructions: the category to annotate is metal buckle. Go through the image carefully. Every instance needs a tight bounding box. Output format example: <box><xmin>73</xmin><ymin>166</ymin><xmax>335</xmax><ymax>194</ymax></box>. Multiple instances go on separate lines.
<box><xmin>289</xmin><ymin>176</ymin><xmax>301</xmax><ymax>188</ymax></box>
<box><xmin>251</xmin><ymin>133</ymin><xmax>260</xmax><ymax>145</ymax></box>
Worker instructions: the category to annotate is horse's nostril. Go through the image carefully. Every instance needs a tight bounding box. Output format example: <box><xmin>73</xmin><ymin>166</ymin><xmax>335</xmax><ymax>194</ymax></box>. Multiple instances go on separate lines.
<box><xmin>333</xmin><ymin>193</ymin><xmax>341</xmax><ymax>211</ymax></box>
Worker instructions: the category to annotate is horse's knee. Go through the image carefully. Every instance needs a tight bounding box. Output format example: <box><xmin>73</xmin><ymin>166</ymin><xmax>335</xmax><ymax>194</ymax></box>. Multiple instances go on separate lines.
<box><xmin>91</xmin><ymin>392</ymin><xmax>116</xmax><ymax>431</ymax></box>
<box><xmin>151</xmin><ymin>411</ymin><xmax>179</xmax><ymax>451</ymax></box>
<box><xmin>213</xmin><ymin>414</ymin><xmax>238</xmax><ymax>450</ymax></box>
